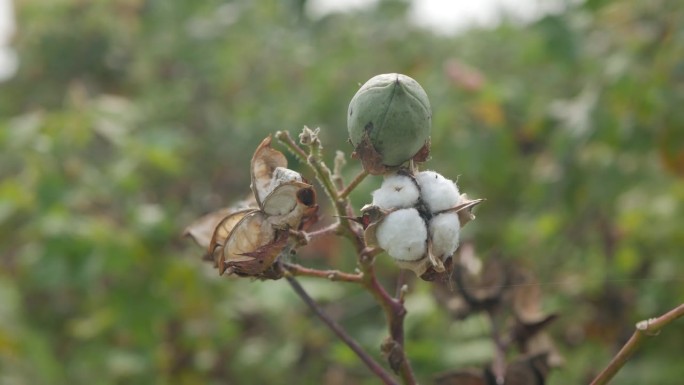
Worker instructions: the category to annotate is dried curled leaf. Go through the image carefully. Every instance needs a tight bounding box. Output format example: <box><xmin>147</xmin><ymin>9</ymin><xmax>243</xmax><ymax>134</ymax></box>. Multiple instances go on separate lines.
<box><xmin>251</xmin><ymin>135</ymin><xmax>288</xmax><ymax>207</ymax></box>
<box><xmin>454</xmin><ymin>257</ymin><xmax>508</xmax><ymax>310</ymax></box>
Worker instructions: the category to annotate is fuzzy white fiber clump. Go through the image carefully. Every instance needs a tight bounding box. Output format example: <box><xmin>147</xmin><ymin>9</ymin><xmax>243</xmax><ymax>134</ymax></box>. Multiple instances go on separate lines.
<box><xmin>265</xmin><ymin>167</ymin><xmax>303</xmax><ymax>197</ymax></box>
<box><xmin>372</xmin><ymin>174</ymin><xmax>420</xmax><ymax>210</ymax></box>
<box><xmin>376</xmin><ymin>208</ymin><xmax>427</xmax><ymax>261</ymax></box>
<box><xmin>429</xmin><ymin>212</ymin><xmax>460</xmax><ymax>259</ymax></box>
<box><xmin>415</xmin><ymin>171</ymin><xmax>460</xmax><ymax>213</ymax></box>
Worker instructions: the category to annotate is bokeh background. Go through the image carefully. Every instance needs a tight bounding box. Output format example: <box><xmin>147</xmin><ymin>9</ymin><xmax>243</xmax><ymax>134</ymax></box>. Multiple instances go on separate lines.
<box><xmin>1</xmin><ymin>0</ymin><xmax>683</xmax><ymax>384</ymax></box>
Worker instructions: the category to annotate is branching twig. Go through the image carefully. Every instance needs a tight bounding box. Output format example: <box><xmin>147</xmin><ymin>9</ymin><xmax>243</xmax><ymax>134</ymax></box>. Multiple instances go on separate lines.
<box><xmin>339</xmin><ymin>169</ymin><xmax>369</xmax><ymax>200</ymax></box>
<box><xmin>279</xmin><ymin>128</ymin><xmax>418</xmax><ymax>384</ymax></box>
<box><xmin>359</xmin><ymin>250</ymin><xmax>417</xmax><ymax>385</ymax></box>
<box><xmin>276</xmin><ymin>130</ymin><xmax>340</xmax><ymax>205</ymax></box>
<box><xmin>307</xmin><ymin>223</ymin><xmax>340</xmax><ymax>238</ymax></box>
<box><xmin>275</xmin><ymin>130</ymin><xmax>308</xmax><ymax>163</ymax></box>
<box><xmin>284</xmin><ymin>275</ymin><xmax>399</xmax><ymax>385</ymax></box>
<box><xmin>590</xmin><ymin>303</ymin><xmax>684</xmax><ymax>385</ymax></box>
<box><xmin>283</xmin><ymin>262</ymin><xmax>363</xmax><ymax>283</ymax></box>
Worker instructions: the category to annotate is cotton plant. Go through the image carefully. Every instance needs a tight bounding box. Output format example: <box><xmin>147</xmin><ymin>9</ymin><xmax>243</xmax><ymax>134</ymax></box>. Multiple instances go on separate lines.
<box><xmin>185</xmin><ymin>73</ymin><xmax>486</xmax><ymax>384</ymax></box>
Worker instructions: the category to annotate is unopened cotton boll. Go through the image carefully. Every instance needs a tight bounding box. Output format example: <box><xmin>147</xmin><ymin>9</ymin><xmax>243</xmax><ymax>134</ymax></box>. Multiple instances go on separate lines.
<box><xmin>415</xmin><ymin>171</ymin><xmax>460</xmax><ymax>213</ymax></box>
<box><xmin>376</xmin><ymin>208</ymin><xmax>427</xmax><ymax>261</ymax></box>
<box><xmin>372</xmin><ymin>174</ymin><xmax>420</xmax><ymax>210</ymax></box>
<box><xmin>429</xmin><ymin>212</ymin><xmax>460</xmax><ymax>259</ymax></box>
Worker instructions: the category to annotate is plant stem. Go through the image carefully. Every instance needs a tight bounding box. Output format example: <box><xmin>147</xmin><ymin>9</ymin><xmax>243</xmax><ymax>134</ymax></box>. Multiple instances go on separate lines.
<box><xmin>284</xmin><ymin>275</ymin><xmax>399</xmax><ymax>385</ymax></box>
<box><xmin>359</xmin><ymin>250</ymin><xmax>417</xmax><ymax>385</ymax></box>
<box><xmin>590</xmin><ymin>303</ymin><xmax>684</xmax><ymax>385</ymax></box>
<box><xmin>275</xmin><ymin>130</ymin><xmax>308</xmax><ymax>164</ymax></box>
<box><xmin>276</xmin><ymin>130</ymin><xmax>341</xmax><ymax>213</ymax></box>
<box><xmin>280</xmin><ymin>128</ymin><xmax>418</xmax><ymax>384</ymax></box>
<box><xmin>304</xmin><ymin>222</ymin><xmax>341</xmax><ymax>241</ymax></box>
<box><xmin>282</xmin><ymin>262</ymin><xmax>363</xmax><ymax>283</ymax></box>
<box><xmin>339</xmin><ymin>169</ymin><xmax>369</xmax><ymax>199</ymax></box>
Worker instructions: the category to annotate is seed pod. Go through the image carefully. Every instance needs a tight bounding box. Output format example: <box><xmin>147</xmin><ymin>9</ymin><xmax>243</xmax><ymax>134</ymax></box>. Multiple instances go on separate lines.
<box><xmin>210</xmin><ymin>210</ymin><xmax>289</xmax><ymax>277</ymax></box>
<box><xmin>185</xmin><ymin>135</ymin><xmax>318</xmax><ymax>279</ymax></box>
<box><xmin>348</xmin><ymin>73</ymin><xmax>431</xmax><ymax>174</ymax></box>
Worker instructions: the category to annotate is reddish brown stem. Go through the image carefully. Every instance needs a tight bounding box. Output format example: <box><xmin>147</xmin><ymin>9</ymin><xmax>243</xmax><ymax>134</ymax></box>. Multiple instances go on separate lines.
<box><xmin>359</xmin><ymin>249</ymin><xmax>417</xmax><ymax>385</ymax></box>
<box><xmin>338</xmin><ymin>169</ymin><xmax>369</xmax><ymax>199</ymax></box>
<box><xmin>284</xmin><ymin>127</ymin><xmax>418</xmax><ymax>385</ymax></box>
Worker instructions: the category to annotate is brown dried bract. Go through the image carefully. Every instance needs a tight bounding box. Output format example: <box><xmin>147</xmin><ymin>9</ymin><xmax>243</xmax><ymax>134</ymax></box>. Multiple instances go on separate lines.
<box><xmin>420</xmin><ymin>256</ymin><xmax>453</xmax><ymax>282</ymax></box>
<box><xmin>437</xmin><ymin>196</ymin><xmax>485</xmax><ymax>227</ymax></box>
<box><xmin>411</xmin><ymin>138</ymin><xmax>431</xmax><ymax>163</ymax></box>
<box><xmin>351</xmin><ymin>132</ymin><xmax>390</xmax><ymax>175</ymax></box>
<box><xmin>251</xmin><ymin>135</ymin><xmax>288</xmax><ymax>207</ymax></box>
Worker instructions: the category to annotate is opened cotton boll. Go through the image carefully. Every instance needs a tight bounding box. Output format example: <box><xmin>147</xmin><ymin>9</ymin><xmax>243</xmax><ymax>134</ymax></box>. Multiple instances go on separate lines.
<box><xmin>429</xmin><ymin>212</ymin><xmax>461</xmax><ymax>260</ymax></box>
<box><xmin>415</xmin><ymin>171</ymin><xmax>460</xmax><ymax>213</ymax></box>
<box><xmin>376</xmin><ymin>208</ymin><xmax>427</xmax><ymax>261</ymax></box>
<box><xmin>371</xmin><ymin>173</ymin><xmax>420</xmax><ymax>210</ymax></box>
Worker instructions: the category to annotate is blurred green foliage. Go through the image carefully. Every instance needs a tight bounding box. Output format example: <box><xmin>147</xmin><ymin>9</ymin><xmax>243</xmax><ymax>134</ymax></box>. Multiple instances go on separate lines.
<box><xmin>1</xmin><ymin>0</ymin><xmax>683</xmax><ymax>384</ymax></box>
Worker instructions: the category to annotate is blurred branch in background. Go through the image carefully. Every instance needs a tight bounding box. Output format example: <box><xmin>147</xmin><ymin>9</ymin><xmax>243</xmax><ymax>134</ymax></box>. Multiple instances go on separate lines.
<box><xmin>591</xmin><ymin>303</ymin><xmax>684</xmax><ymax>385</ymax></box>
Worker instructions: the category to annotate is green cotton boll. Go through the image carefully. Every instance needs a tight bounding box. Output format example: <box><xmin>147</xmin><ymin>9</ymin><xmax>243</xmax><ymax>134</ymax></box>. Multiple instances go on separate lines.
<box><xmin>348</xmin><ymin>73</ymin><xmax>431</xmax><ymax>167</ymax></box>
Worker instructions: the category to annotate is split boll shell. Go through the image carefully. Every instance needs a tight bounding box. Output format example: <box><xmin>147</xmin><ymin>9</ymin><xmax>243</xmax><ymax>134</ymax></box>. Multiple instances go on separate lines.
<box><xmin>348</xmin><ymin>73</ymin><xmax>431</xmax><ymax>168</ymax></box>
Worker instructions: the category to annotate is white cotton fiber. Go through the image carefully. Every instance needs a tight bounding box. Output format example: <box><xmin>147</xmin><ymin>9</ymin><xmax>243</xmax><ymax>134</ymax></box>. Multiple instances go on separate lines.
<box><xmin>263</xmin><ymin>166</ymin><xmax>303</xmax><ymax>198</ymax></box>
<box><xmin>271</xmin><ymin>167</ymin><xmax>302</xmax><ymax>186</ymax></box>
<box><xmin>376</xmin><ymin>208</ymin><xmax>427</xmax><ymax>261</ymax></box>
<box><xmin>415</xmin><ymin>171</ymin><xmax>460</xmax><ymax>213</ymax></box>
<box><xmin>372</xmin><ymin>174</ymin><xmax>420</xmax><ymax>210</ymax></box>
<box><xmin>429</xmin><ymin>212</ymin><xmax>460</xmax><ymax>259</ymax></box>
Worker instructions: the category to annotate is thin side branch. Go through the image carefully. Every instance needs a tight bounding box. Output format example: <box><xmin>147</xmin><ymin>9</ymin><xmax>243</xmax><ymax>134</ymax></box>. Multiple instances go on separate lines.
<box><xmin>339</xmin><ymin>169</ymin><xmax>369</xmax><ymax>199</ymax></box>
<box><xmin>283</xmin><ymin>262</ymin><xmax>363</xmax><ymax>283</ymax></box>
<box><xmin>280</xmin><ymin>127</ymin><xmax>418</xmax><ymax>384</ymax></box>
<box><xmin>590</xmin><ymin>303</ymin><xmax>684</xmax><ymax>385</ymax></box>
<box><xmin>284</xmin><ymin>275</ymin><xmax>399</xmax><ymax>385</ymax></box>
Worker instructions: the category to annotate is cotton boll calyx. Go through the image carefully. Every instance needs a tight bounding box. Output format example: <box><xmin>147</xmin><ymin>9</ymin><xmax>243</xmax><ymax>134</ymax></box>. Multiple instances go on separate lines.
<box><xmin>372</xmin><ymin>174</ymin><xmax>420</xmax><ymax>210</ymax></box>
<box><xmin>429</xmin><ymin>212</ymin><xmax>460</xmax><ymax>260</ymax></box>
<box><xmin>376</xmin><ymin>208</ymin><xmax>427</xmax><ymax>261</ymax></box>
<box><xmin>415</xmin><ymin>171</ymin><xmax>460</xmax><ymax>213</ymax></box>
